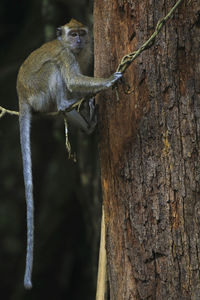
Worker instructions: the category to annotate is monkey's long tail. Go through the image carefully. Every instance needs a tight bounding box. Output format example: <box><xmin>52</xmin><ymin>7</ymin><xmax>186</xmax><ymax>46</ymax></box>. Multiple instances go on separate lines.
<box><xmin>19</xmin><ymin>106</ymin><xmax>34</xmax><ymax>289</ymax></box>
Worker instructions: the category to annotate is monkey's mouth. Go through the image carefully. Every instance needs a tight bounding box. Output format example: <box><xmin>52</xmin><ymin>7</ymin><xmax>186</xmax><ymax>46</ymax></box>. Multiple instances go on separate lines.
<box><xmin>76</xmin><ymin>44</ymin><xmax>83</xmax><ymax>49</ymax></box>
<box><xmin>73</xmin><ymin>45</ymin><xmax>83</xmax><ymax>53</ymax></box>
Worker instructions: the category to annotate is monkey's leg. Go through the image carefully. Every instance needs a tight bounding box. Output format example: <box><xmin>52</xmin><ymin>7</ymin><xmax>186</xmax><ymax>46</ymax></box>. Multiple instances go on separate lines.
<box><xmin>66</xmin><ymin>109</ymin><xmax>95</xmax><ymax>134</ymax></box>
<box><xmin>55</xmin><ymin>81</ymin><xmax>79</xmax><ymax>112</ymax></box>
<box><xmin>86</xmin><ymin>115</ymin><xmax>97</xmax><ymax>134</ymax></box>
<box><xmin>88</xmin><ymin>98</ymin><xmax>96</xmax><ymax>121</ymax></box>
<box><xmin>86</xmin><ymin>98</ymin><xmax>97</xmax><ymax>133</ymax></box>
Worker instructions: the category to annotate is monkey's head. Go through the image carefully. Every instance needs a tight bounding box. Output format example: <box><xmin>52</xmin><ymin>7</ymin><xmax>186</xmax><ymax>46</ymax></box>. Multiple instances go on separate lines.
<box><xmin>57</xmin><ymin>19</ymin><xmax>90</xmax><ymax>55</ymax></box>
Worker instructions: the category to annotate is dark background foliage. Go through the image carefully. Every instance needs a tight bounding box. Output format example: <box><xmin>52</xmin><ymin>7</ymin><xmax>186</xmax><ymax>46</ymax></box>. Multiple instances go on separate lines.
<box><xmin>0</xmin><ymin>0</ymin><xmax>100</xmax><ymax>299</ymax></box>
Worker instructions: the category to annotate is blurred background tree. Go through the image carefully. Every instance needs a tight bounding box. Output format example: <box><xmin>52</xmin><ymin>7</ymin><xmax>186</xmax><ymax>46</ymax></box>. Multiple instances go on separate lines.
<box><xmin>0</xmin><ymin>1</ymin><xmax>101</xmax><ymax>299</ymax></box>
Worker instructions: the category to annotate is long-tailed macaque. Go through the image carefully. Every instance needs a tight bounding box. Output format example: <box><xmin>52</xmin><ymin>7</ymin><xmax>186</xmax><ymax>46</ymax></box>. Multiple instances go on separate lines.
<box><xmin>16</xmin><ymin>19</ymin><xmax>122</xmax><ymax>289</ymax></box>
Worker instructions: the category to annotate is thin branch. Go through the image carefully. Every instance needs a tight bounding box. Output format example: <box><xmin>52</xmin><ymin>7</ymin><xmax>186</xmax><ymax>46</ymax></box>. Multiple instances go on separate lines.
<box><xmin>0</xmin><ymin>106</ymin><xmax>19</xmax><ymax>118</ymax></box>
<box><xmin>0</xmin><ymin>99</ymin><xmax>84</xmax><ymax>119</ymax></box>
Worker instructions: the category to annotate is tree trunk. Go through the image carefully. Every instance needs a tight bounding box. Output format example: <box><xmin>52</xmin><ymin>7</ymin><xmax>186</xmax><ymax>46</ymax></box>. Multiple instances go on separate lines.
<box><xmin>94</xmin><ymin>0</ymin><xmax>200</xmax><ymax>299</ymax></box>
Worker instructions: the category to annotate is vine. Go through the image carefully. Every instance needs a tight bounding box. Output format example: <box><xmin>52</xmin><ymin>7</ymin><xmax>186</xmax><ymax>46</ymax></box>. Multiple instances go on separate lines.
<box><xmin>116</xmin><ymin>0</ymin><xmax>184</xmax><ymax>74</ymax></box>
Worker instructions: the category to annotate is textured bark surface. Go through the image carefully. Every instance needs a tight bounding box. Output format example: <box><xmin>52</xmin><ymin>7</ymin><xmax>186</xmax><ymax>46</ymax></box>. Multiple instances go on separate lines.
<box><xmin>94</xmin><ymin>0</ymin><xmax>200</xmax><ymax>299</ymax></box>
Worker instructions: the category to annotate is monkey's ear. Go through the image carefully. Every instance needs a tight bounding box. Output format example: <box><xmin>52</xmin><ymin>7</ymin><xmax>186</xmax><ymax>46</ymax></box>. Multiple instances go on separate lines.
<box><xmin>56</xmin><ymin>27</ymin><xmax>62</xmax><ymax>38</ymax></box>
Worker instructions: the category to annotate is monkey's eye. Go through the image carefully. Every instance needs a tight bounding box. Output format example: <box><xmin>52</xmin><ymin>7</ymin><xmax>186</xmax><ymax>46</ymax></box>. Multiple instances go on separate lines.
<box><xmin>70</xmin><ymin>31</ymin><xmax>78</xmax><ymax>37</ymax></box>
<box><xmin>79</xmin><ymin>30</ymin><xmax>87</xmax><ymax>36</ymax></box>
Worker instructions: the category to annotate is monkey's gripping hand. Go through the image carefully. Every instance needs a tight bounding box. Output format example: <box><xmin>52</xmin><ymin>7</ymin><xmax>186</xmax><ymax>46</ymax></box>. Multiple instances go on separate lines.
<box><xmin>107</xmin><ymin>72</ymin><xmax>123</xmax><ymax>88</ymax></box>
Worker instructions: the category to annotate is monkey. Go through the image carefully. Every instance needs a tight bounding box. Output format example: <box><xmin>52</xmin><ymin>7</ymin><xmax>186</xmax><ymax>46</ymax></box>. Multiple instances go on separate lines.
<box><xmin>16</xmin><ymin>19</ymin><xmax>122</xmax><ymax>289</ymax></box>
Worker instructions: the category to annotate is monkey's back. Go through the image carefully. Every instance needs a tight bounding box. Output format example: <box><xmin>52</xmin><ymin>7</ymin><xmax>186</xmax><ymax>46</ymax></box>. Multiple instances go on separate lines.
<box><xmin>17</xmin><ymin>39</ymin><xmax>66</xmax><ymax>100</ymax></box>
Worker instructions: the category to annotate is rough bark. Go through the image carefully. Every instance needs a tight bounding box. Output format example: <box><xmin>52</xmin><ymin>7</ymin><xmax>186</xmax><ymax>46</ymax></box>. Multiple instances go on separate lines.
<box><xmin>94</xmin><ymin>0</ymin><xmax>200</xmax><ymax>299</ymax></box>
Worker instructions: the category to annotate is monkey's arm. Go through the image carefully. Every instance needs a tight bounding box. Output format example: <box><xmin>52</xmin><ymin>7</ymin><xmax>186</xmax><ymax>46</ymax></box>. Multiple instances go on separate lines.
<box><xmin>59</xmin><ymin>50</ymin><xmax>122</xmax><ymax>95</ymax></box>
<box><xmin>66</xmin><ymin>73</ymin><xmax>121</xmax><ymax>95</ymax></box>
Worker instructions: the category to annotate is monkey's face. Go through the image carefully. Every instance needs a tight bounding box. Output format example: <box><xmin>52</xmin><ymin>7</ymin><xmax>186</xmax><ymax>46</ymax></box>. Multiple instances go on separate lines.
<box><xmin>58</xmin><ymin>26</ymin><xmax>89</xmax><ymax>55</ymax></box>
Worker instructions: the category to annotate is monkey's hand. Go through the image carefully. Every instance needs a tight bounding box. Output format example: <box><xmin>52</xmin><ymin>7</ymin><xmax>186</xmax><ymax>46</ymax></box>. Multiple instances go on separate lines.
<box><xmin>108</xmin><ymin>72</ymin><xmax>123</xmax><ymax>87</ymax></box>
